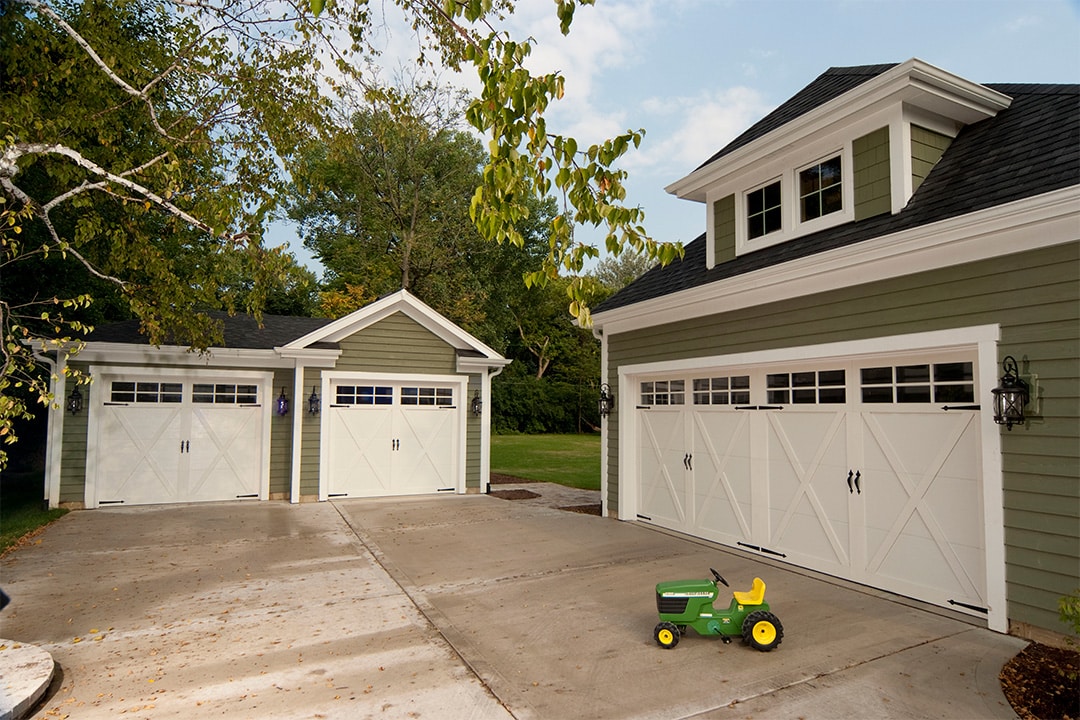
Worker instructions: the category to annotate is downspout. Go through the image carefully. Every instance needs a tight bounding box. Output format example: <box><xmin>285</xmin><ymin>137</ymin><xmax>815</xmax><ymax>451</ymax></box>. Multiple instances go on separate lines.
<box><xmin>32</xmin><ymin>347</ymin><xmax>65</xmax><ymax>509</ymax></box>
<box><xmin>481</xmin><ymin>364</ymin><xmax>506</xmax><ymax>495</ymax></box>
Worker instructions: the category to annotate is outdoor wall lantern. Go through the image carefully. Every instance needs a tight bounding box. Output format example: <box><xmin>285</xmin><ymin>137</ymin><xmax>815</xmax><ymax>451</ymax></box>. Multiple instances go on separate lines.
<box><xmin>598</xmin><ymin>383</ymin><xmax>615</xmax><ymax>418</ymax></box>
<box><xmin>471</xmin><ymin>389</ymin><xmax>483</xmax><ymax>417</ymax></box>
<box><xmin>66</xmin><ymin>385</ymin><xmax>83</xmax><ymax>415</ymax></box>
<box><xmin>992</xmin><ymin>355</ymin><xmax>1029</xmax><ymax>431</ymax></box>
<box><xmin>307</xmin><ymin>386</ymin><xmax>321</xmax><ymax>416</ymax></box>
<box><xmin>275</xmin><ymin>387</ymin><xmax>289</xmax><ymax>416</ymax></box>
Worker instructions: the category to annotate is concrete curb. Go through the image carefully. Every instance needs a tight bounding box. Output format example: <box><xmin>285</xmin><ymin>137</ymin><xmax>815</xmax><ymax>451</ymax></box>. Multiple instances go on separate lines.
<box><xmin>0</xmin><ymin>639</ymin><xmax>54</xmax><ymax>720</ymax></box>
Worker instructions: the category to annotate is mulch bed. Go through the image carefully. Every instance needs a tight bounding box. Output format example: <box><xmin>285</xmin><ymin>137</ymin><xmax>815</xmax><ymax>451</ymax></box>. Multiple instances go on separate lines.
<box><xmin>488</xmin><ymin>488</ymin><xmax>542</xmax><ymax>500</ymax></box>
<box><xmin>559</xmin><ymin>504</ymin><xmax>602</xmax><ymax>516</ymax></box>
<box><xmin>1000</xmin><ymin>642</ymin><xmax>1079</xmax><ymax>720</ymax></box>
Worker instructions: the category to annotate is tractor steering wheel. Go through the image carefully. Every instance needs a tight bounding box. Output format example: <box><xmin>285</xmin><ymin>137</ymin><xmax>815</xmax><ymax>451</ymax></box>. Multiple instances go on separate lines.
<box><xmin>710</xmin><ymin>568</ymin><xmax>729</xmax><ymax>587</ymax></box>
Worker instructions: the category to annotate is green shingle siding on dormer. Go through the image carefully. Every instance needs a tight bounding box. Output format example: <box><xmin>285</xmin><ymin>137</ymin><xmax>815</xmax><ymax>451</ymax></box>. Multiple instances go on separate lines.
<box><xmin>911</xmin><ymin>125</ymin><xmax>953</xmax><ymax>193</ymax></box>
<box><xmin>853</xmin><ymin>126</ymin><xmax>891</xmax><ymax>220</ymax></box>
<box><xmin>713</xmin><ymin>194</ymin><xmax>736</xmax><ymax>265</ymax></box>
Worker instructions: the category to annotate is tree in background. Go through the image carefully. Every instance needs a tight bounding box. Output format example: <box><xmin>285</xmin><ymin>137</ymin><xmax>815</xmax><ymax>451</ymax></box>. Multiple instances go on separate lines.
<box><xmin>1</xmin><ymin>0</ymin><xmax>681</xmax><ymax>465</ymax></box>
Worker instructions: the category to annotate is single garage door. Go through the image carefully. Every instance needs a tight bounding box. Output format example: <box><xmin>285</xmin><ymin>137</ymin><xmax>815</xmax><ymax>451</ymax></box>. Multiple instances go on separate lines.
<box><xmin>325</xmin><ymin>379</ymin><xmax>460</xmax><ymax>498</ymax></box>
<box><xmin>94</xmin><ymin>375</ymin><xmax>267</xmax><ymax>506</ymax></box>
<box><xmin>636</xmin><ymin>349</ymin><xmax>986</xmax><ymax>617</ymax></box>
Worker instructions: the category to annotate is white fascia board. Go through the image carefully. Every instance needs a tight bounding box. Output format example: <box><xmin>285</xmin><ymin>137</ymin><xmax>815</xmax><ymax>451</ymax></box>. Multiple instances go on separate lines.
<box><xmin>74</xmin><ymin>342</ymin><xmax>293</xmax><ymax>368</ymax></box>
<box><xmin>284</xmin><ymin>289</ymin><xmax>505</xmax><ymax>361</ymax></box>
<box><xmin>595</xmin><ymin>185</ymin><xmax>1079</xmax><ymax>336</ymax></box>
<box><xmin>667</xmin><ymin>58</ymin><xmax>1011</xmax><ymax>203</ymax></box>
<box><xmin>457</xmin><ymin>356</ymin><xmax>512</xmax><ymax>374</ymax></box>
<box><xmin>275</xmin><ymin>347</ymin><xmax>341</xmax><ymax>367</ymax></box>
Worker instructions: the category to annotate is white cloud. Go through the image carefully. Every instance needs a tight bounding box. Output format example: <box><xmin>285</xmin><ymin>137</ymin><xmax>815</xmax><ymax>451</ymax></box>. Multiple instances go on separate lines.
<box><xmin>626</xmin><ymin>86</ymin><xmax>773</xmax><ymax>176</ymax></box>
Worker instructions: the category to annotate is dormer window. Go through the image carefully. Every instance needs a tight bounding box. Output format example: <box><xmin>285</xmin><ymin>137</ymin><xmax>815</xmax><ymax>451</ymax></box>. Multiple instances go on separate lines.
<box><xmin>747</xmin><ymin>179</ymin><xmax>782</xmax><ymax>239</ymax></box>
<box><xmin>799</xmin><ymin>156</ymin><xmax>842</xmax><ymax>222</ymax></box>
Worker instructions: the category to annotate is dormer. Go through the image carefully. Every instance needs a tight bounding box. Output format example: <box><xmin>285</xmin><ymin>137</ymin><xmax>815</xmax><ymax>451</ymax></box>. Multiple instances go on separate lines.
<box><xmin>666</xmin><ymin>59</ymin><xmax>1012</xmax><ymax>269</ymax></box>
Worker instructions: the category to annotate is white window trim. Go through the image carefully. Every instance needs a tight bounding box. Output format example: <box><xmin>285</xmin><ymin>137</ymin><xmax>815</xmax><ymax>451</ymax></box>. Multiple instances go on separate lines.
<box><xmin>734</xmin><ymin>146</ymin><xmax>854</xmax><ymax>256</ymax></box>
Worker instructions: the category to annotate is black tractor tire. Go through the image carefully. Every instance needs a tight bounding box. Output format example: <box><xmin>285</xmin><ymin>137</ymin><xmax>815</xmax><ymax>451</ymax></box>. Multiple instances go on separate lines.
<box><xmin>654</xmin><ymin>622</ymin><xmax>680</xmax><ymax>649</ymax></box>
<box><xmin>742</xmin><ymin>611</ymin><xmax>783</xmax><ymax>652</ymax></box>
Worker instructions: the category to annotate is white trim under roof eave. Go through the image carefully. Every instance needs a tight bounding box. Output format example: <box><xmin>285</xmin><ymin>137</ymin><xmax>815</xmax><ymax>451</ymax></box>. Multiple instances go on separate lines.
<box><xmin>457</xmin><ymin>356</ymin><xmax>512</xmax><ymax>373</ymax></box>
<box><xmin>666</xmin><ymin>58</ymin><xmax>1011</xmax><ymax>203</ymax></box>
<box><xmin>594</xmin><ymin>185</ymin><xmax>1078</xmax><ymax>336</ymax></box>
<box><xmin>275</xmin><ymin>346</ymin><xmax>341</xmax><ymax>367</ymax></box>
<box><xmin>283</xmin><ymin>288</ymin><xmax>504</xmax><ymax>360</ymax></box>
<box><xmin>75</xmin><ymin>343</ymin><xmax>294</xmax><ymax>368</ymax></box>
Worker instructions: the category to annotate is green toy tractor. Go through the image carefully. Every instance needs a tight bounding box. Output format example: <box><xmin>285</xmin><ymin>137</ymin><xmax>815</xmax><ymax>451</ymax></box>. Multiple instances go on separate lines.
<box><xmin>654</xmin><ymin>568</ymin><xmax>783</xmax><ymax>651</ymax></box>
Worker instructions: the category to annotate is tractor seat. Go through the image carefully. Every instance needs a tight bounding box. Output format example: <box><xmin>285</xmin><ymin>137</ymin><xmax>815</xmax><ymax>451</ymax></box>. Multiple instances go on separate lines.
<box><xmin>733</xmin><ymin>577</ymin><xmax>765</xmax><ymax>606</ymax></box>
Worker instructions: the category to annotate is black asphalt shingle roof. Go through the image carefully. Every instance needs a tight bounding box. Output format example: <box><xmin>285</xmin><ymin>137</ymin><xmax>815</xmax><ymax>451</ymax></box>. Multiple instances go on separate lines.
<box><xmin>597</xmin><ymin>73</ymin><xmax>1079</xmax><ymax>315</ymax></box>
<box><xmin>87</xmin><ymin>311</ymin><xmax>334</xmax><ymax>349</ymax></box>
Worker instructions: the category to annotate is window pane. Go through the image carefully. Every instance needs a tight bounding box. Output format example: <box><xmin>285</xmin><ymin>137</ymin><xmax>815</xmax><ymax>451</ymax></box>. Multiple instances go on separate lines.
<box><xmin>862</xmin><ymin>387</ymin><xmax>893</xmax><ymax>403</ymax></box>
<box><xmin>861</xmin><ymin>367</ymin><xmax>892</xmax><ymax>385</ymax></box>
<box><xmin>819</xmin><ymin>370</ymin><xmax>845</xmax><ymax>386</ymax></box>
<box><xmin>800</xmin><ymin>165</ymin><xmax>820</xmax><ymax>196</ymax></box>
<box><xmin>822</xmin><ymin>185</ymin><xmax>843</xmax><ymax>215</ymax></box>
<box><xmin>766</xmin><ymin>373</ymin><xmax>789</xmax><ymax>388</ymax></box>
<box><xmin>763</xmin><ymin>181</ymin><xmax>781</xmax><ymax>207</ymax></box>
<box><xmin>747</xmin><ymin>188</ymin><xmax>763</xmax><ymax>215</ymax></box>
<box><xmin>748</xmin><ymin>214</ymin><xmax>765</xmax><ymax>239</ymax></box>
<box><xmin>934</xmin><ymin>362</ymin><xmax>973</xmax><ymax>382</ymax></box>
<box><xmin>820</xmin><ymin>157</ymin><xmax>842</xmax><ymax>187</ymax></box>
<box><xmin>819</xmin><ymin>387</ymin><xmax>846</xmax><ymax>403</ymax></box>
<box><xmin>897</xmin><ymin>385</ymin><xmax>931</xmax><ymax>403</ymax></box>
<box><xmin>935</xmin><ymin>385</ymin><xmax>975</xmax><ymax>403</ymax></box>
<box><xmin>792</xmin><ymin>371</ymin><xmax>816</xmax><ymax>387</ymax></box>
<box><xmin>764</xmin><ymin>207</ymin><xmax>782</xmax><ymax>234</ymax></box>
<box><xmin>896</xmin><ymin>365</ymin><xmax>930</xmax><ymax>384</ymax></box>
<box><xmin>712</xmin><ymin>393</ymin><xmax>729</xmax><ymax>405</ymax></box>
<box><xmin>802</xmin><ymin>194</ymin><xmax>820</xmax><ymax>221</ymax></box>
<box><xmin>767</xmin><ymin>389</ymin><xmax>790</xmax><ymax>404</ymax></box>
<box><xmin>732</xmin><ymin>391</ymin><xmax>750</xmax><ymax>405</ymax></box>
<box><xmin>731</xmin><ymin>376</ymin><xmax>750</xmax><ymax>390</ymax></box>
<box><xmin>693</xmin><ymin>378</ymin><xmax>710</xmax><ymax>392</ymax></box>
<box><xmin>792</xmin><ymin>389</ymin><xmax>816</xmax><ymax>403</ymax></box>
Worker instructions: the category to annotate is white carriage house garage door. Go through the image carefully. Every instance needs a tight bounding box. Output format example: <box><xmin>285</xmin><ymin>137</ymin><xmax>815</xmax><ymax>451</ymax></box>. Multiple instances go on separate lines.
<box><xmin>634</xmin><ymin>348</ymin><xmax>988</xmax><ymax>618</ymax></box>
<box><xmin>325</xmin><ymin>376</ymin><xmax>463</xmax><ymax>498</ymax></box>
<box><xmin>90</xmin><ymin>371</ymin><xmax>270</xmax><ymax>507</ymax></box>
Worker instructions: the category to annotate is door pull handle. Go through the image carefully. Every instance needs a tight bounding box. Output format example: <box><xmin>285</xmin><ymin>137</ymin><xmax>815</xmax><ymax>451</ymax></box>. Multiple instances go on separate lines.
<box><xmin>847</xmin><ymin>470</ymin><xmax>854</xmax><ymax>493</ymax></box>
<box><xmin>687</xmin><ymin>453</ymin><xmax>692</xmax><ymax>471</ymax></box>
<box><xmin>854</xmin><ymin>471</ymin><xmax>861</xmax><ymax>494</ymax></box>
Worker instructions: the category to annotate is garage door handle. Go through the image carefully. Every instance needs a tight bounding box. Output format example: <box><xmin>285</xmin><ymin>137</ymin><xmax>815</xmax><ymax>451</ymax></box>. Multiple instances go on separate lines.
<box><xmin>854</xmin><ymin>470</ymin><xmax>861</xmax><ymax>494</ymax></box>
<box><xmin>847</xmin><ymin>470</ymin><xmax>854</xmax><ymax>493</ymax></box>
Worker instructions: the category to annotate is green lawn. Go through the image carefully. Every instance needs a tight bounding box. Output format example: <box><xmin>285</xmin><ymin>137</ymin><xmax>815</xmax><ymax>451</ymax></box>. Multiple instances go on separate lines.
<box><xmin>490</xmin><ymin>433</ymin><xmax>600</xmax><ymax>490</ymax></box>
<box><xmin>1</xmin><ymin>472</ymin><xmax>67</xmax><ymax>556</ymax></box>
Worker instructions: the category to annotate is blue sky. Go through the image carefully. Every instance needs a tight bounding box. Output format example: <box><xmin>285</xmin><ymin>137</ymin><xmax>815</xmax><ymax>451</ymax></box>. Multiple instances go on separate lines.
<box><xmin>274</xmin><ymin>0</ymin><xmax>1080</xmax><ymax>275</ymax></box>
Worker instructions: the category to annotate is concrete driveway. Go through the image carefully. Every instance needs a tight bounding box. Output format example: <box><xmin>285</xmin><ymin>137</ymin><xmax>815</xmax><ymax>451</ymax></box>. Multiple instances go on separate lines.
<box><xmin>1</xmin><ymin>494</ymin><xmax>1024</xmax><ymax>719</ymax></box>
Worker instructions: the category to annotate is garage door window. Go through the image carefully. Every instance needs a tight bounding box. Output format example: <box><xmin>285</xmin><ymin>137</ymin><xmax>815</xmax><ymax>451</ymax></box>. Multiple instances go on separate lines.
<box><xmin>110</xmin><ymin>381</ymin><xmax>183</xmax><ymax>404</ymax></box>
<box><xmin>336</xmin><ymin>385</ymin><xmax>393</xmax><ymax>405</ymax></box>
<box><xmin>765</xmin><ymin>370</ymin><xmax>846</xmax><ymax>404</ymax></box>
<box><xmin>692</xmin><ymin>376</ymin><xmax>750</xmax><ymax>405</ymax></box>
<box><xmin>860</xmin><ymin>362</ymin><xmax>974</xmax><ymax>403</ymax></box>
<box><xmin>193</xmin><ymin>383</ymin><xmax>258</xmax><ymax>404</ymax></box>
<box><xmin>641</xmin><ymin>380</ymin><xmax>685</xmax><ymax>406</ymax></box>
<box><xmin>401</xmin><ymin>387</ymin><xmax>454</xmax><ymax>406</ymax></box>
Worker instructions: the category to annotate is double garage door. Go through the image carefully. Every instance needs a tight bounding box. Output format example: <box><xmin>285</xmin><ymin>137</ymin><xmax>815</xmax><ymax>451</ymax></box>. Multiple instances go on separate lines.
<box><xmin>325</xmin><ymin>378</ymin><xmax>461</xmax><ymax>498</ymax></box>
<box><xmin>635</xmin><ymin>349</ymin><xmax>987</xmax><ymax>617</ymax></box>
<box><xmin>91</xmin><ymin>371</ymin><xmax>269</xmax><ymax>507</ymax></box>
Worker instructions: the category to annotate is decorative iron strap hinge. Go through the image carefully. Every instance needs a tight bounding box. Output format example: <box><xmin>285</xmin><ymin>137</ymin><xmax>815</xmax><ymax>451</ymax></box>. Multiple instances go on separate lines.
<box><xmin>948</xmin><ymin>599</ymin><xmax>988</xmax><ymax>613</ymax></box>
<box><xmin>735</xmin><ymin>405</ymin><xmax>784</xmax><ymax>411</ymax></box>
<box><xmin>942</xmin><ymin>405</ymin><xmax>981</xmax><ymax>411</ymax></box>
<box><xmin>637</xmin><ymin>513</ymin><xmax>652</xmax><ymax>521</ymax></box>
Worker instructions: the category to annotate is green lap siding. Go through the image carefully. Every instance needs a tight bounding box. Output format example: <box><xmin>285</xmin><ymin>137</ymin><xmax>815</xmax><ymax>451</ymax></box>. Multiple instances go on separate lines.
<box><xmin>853</xmin><ymin>126</ymin><xmax>891</xmax><ymax>220</ymax></box>
<box><xmin>300</xmin><ymin>365</ymin><xmax>322</xmax><ymax>497</ymax></box>
<box><xmin>713</xmin><ymin>194</ymin><xmax>736</xmax><ymax>265</ymax></box>
<box><xmin>606</xmin><ymin>240</ymin><xmax>1080</xmax><ymax>633</ymax></box>
<box><xmin>269</xmin><ymin>368</ymin><xmax>295</xmax><ymax>497</ymax></box>
<box><xmin>466</xmin><ymin>376</ymin><xmax>482</xmax><ymax>490</ymax></box>
<box><xmin>334</xmin><ymin>313</ymin><xmax>457</xmax><ymax>374</ymax></box>
<box><xmin>911</xmin><ymin>125</ymin><xmax>952</xmax><ymax>193</ymax></box>
<box><xmin>59</xmin><ymin>362</ymin><xmax>91</xmax><ymax>504</ymax></box>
